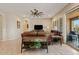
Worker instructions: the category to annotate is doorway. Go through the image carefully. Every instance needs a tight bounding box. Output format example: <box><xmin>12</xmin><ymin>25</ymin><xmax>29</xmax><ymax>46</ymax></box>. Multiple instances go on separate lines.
<box><xmin>22</xmin><ymin>18</ymin><xmax>29</xmax><ymax>32</ymax></box>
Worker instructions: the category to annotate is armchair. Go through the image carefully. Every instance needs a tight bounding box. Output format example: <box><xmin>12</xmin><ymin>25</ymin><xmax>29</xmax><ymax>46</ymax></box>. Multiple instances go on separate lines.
<box><xmin>48</xmin><ymin>30</ymin><xmax>63</xmax><ymax>45</ymax></box>
<box><xmin>67</xmin><ymin>31</ymin><xmax>79</xmax><ymax>46</ymax></box>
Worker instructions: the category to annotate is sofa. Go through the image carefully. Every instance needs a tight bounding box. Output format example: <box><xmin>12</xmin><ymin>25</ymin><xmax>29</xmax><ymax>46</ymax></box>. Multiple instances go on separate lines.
<box><xmin>67</xmin><ymin>31</ymin><xmax>77</xmax><ymax>42</ymax></box>
<box><xmin>21</xmin><ymin>31</ymin><xmax>47</xmax><ymax>41</ymax></box>
<box><xmin>21</xmin><ymin>31</ymin><xmax>48</xmax><ymax>53</ymax></box>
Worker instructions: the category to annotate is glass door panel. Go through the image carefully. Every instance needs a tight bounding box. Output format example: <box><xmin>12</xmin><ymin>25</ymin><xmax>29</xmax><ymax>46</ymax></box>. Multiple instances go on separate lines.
<box><xmin>67</xmin><ymin>18</ymin><xmax>79</xmax><ymax>49</ymax></box>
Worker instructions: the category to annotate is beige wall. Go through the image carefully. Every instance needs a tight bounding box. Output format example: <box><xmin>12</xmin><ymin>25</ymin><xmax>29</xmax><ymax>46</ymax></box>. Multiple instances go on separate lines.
<box><xmin>4</xmin><ymin>13</ymin><xmax>21</xmax><ymax>40</ymax></box>
<box><xmin>0</xmin><ymin>12</ymin><xmax>21</xmax><ymax>54</ymax></box>
<box><xmin>0</xmin><ymin>15</ymin><xmax>2</xmax><ymax>40</ymax></box>
<box><xmin>0</xmin><ymin>11</ymin><xmax>7</xmax><ymax>41</ymax></box>
<box><xmin>29</xmin><ymin>18</ymin><xmax>52</xmax><ymax>32</ymax></box>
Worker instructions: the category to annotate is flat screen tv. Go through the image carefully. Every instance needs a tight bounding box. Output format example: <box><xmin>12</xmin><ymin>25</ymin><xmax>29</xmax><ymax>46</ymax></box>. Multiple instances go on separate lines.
<box><xmin>34</xmin><ymin>25</ymin><xmax>43</xmax><ymax>30</ymax></box>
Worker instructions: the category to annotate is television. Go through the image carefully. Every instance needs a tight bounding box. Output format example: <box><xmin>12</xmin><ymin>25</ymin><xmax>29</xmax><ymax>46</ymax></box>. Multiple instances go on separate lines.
<box><xmin>34</xmin><ymin>25</ymin><xmax>43</xmax><ymax>30</ymax></box>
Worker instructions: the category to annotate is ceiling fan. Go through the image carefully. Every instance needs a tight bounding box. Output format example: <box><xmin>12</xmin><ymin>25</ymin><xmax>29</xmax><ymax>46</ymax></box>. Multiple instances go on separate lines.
<box><xmin>30</xmin><ymin>9</ymin><xmax>43</xmax><ymax>17</ymax></box>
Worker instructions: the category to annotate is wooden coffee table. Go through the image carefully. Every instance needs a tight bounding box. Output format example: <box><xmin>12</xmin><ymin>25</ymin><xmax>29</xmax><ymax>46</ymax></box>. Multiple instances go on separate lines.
<box><xmin>21</xmin><ymin>37</ymin><xmax>48</xmax><ymax>53</ymax></box>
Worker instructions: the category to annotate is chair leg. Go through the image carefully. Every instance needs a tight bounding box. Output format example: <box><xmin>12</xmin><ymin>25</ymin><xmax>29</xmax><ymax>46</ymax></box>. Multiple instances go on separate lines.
<box><xmin>21</xmin><ymin>40</ymin><xmax>23</xmax><ymax>53</ymax></box>
<box><xmin>21</xmin><ymin>44</ymin><xmax>22</xmax><ymax>53</ymax></box>
<box><xmin>47</xmin><ymin>41</ymin><xmax>48</xmax><ymax>53</ymax></box>
<box><xmin>60</xmin><ymin>36</ymin><xmax>63</xmax><ymax>45</ymax></box>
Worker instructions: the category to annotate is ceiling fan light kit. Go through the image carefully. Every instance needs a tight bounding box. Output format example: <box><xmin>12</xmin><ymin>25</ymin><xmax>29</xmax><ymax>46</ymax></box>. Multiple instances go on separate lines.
<box><xmin>31</xmin><ymin>9</ymin><xmax>43</xmax><ymax>17</ymax></box>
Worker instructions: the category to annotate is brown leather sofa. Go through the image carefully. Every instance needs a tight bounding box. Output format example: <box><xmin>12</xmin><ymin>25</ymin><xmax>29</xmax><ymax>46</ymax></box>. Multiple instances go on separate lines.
<box><xmin>21</xmin><ymin>31</ymin><xmax>48</xmax><ymax>53</ymax></box>
<box><xmin>21</xmin><ymin>31</ymin><xmax>48</xmax><ymax>42</ymax></box>
<box><xmin>21</xmin><ymin>31</ymin><xmax>46</xmax><ymax>37</ymax></box>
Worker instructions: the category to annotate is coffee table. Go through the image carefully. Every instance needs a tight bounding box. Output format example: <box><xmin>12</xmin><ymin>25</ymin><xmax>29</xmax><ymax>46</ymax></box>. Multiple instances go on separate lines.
<box><xmin>21</xmin><ymin>37</ymin><xmax>48</xmax><ymax>53</ymax></box>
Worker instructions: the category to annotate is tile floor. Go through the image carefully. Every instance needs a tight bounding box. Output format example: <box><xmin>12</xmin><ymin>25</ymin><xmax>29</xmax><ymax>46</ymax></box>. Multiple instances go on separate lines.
<box><xmin>0</xmin><ymin>39</ymin><xmax>79</xmax><ymax>55</ymax></box>
<box><xmin>22</xmin><ymin>44</ymin><xmax>79</xmax><ymax>55</ymax></box>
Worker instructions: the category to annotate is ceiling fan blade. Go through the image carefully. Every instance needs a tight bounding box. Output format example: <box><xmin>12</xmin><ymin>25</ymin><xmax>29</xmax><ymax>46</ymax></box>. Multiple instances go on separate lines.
<box><xmin>40</xmin><ymin>11</ymin><xmax>43</xmax><ymax>13</ymax></box>
<box><xmin>31</xmin><ymin>10</ymin><xmax>34</xmax><ymax>15</ymax></box>
<box><xmin>34</xmin><ymin>9</ymin><xmax>39</xmax><ymax>13</ymax></box>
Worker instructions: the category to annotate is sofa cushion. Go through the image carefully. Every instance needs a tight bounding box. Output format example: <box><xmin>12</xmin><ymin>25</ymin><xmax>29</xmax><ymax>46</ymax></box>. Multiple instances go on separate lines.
<box><xmin>38</xmin><ymin>32</ymin><xmax>46</xmax><ymax>36</ymax></box>
<box><xmin>21</xmin><ymin>31</ymin><xmax>46</xmax><ymax>37</ymax></box>
<box><xmin>21</xmin><ymin>32</ymin><xmax>36</xmax><ymax>37</ymax></box>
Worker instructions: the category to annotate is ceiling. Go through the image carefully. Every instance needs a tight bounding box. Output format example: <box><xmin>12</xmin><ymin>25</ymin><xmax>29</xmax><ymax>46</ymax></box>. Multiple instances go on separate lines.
<box><xmin>0</xmin><ymin>3</ymin><xmax>68</xmax><ymax>18</ymax></box>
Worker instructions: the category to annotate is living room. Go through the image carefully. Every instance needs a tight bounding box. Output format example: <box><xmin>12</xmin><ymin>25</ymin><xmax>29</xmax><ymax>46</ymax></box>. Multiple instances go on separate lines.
<box><xmin>0</xmin><ymin>3</ymin><xmax>79</xmax><ymax>55</ymax></box>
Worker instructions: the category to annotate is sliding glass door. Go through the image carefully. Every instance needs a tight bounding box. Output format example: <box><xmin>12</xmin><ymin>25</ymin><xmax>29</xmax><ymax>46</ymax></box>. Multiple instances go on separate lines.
<box><xmin>67</xmin><ymin>17</ymin><xmax>79</xmax><ymax>49</ymax></box>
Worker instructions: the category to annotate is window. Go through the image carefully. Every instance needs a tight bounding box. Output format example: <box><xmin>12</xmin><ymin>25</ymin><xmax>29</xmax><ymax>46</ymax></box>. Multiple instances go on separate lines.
<box><xmin>72</xmin><ymin>18</ymin><xmax>79</xmax><ymax>33</ymax></box>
